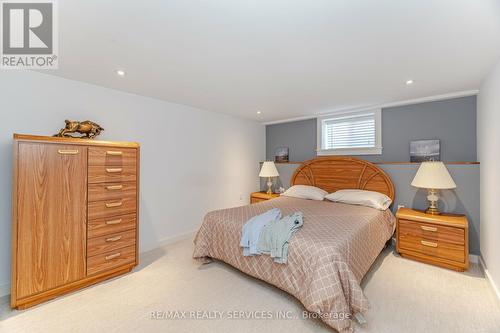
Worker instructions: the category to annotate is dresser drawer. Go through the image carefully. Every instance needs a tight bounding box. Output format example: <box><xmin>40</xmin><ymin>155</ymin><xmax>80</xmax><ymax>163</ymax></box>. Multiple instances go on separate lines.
<box><xmin>88</xmin><ymin>182</ymin><xmax>137</xmax><ymax>202</ymax></box>
<box><xmin>88</xmin><ymin>196</ymin><xmax>137</xmax><ymax>220</ymax></box>
<box><xmin>88</xmin><ymin>147</ymin><xmax>137</xmax><ymax>166</ymax></box>
<box><xmin>399</xmin><ymin>234</ymin><xmax>465</xmax><ymax>263</ymax></box>
<box><xmin>88</xmin><ymin>165</ymin><xmax>137</xmax><ymax>184</ymax></box>
<box><xmin>87</xmin><ymin>229</ymin><xmax>136</xmax><ymax>257</ymax></box>
<box><xmin>87</xmin><ymin>245</ymin><xmax>136</xmax><ymax>276</ymax></box>
<box><xmin>399</xmin><ymin>219</ymin><xmax>465</xmax><ymax>245</ymax></box>
<box><xmin>88</xmin><ymin>213</ymin><xmax>137</xmax><ymax>238</ymax></box>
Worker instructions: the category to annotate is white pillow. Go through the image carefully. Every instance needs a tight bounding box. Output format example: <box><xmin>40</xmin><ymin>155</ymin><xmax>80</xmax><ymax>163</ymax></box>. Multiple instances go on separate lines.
<box><xmin>325</xmin><ymin>189</ymin><xmax>392</xmax><ymax>210</ymax></box>
<box><xmin>281</xmin><ymin>185</ymin><xmax>328</xmax><ymax>201</ymax></box>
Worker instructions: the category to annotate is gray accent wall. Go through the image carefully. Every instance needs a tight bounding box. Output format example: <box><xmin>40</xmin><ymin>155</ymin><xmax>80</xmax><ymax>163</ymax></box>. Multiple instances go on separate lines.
<box><xmin>264</xmin><ymin>96</ymin><xmax>480</xmax><ymax>254</ymax></box>
<box><xmin>266</xmin><ymin>118</ymin><xmax>317</xmax><ymax>162</ymax></box>
<box><xmin>266</xmin><ymin>96</ymin><xmax>477</xmax><ymax>163</ymax></box>
<box><xmin>264</xmin><ymin>163</ymin><xmax>480</xmax><ymax>255</ymax></box>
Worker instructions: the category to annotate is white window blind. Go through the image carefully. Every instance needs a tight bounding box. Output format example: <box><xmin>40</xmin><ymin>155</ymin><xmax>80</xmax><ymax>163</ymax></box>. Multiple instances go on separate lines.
<box><xmin>317</xmin><ymin>109</ymin><xmax>382</xmax><ymax>156</ymax></box>
<box><xmin>323</xmin><ymin>113</ymin><xmax>375</xmax><ymax>149</ymax></box>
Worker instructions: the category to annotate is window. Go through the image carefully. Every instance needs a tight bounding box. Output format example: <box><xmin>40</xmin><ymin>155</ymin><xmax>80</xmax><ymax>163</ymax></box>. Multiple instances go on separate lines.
<box><xmin>317</xmin><ymin>109</ymin><xmax>382</xmax><ymax>155</ymax></box>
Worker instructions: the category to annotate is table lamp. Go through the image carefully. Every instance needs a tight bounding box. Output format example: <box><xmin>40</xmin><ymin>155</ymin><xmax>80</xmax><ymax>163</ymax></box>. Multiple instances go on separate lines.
<box><xmin>259</xmin><ymin>161</ymin><xmax>279</xmax><ymax>195</ymax></box>
<box><xmin>411</xmin><ymin>161</ymin><xmax>456</xmax><ymax>215</ymax></box>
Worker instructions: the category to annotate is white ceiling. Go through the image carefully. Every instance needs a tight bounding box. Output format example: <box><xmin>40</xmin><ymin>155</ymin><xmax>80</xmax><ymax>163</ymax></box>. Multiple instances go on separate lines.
<box><xmin>47</xmin><ymin>0</ymin><xmax>500</xmax><ymax>122</ymax></box>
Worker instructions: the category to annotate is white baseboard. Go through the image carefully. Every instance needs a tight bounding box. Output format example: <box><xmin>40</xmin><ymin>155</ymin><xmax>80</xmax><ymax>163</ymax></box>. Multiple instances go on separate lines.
<box><xmin>0</xmin><ymin>229</ymin><xmax>199</xmax><ymax>299</ymax></box>
<box><xmin>479</xmin><ymin>256</ymin><xmax>500</xmax><ymax>303</ymax></box>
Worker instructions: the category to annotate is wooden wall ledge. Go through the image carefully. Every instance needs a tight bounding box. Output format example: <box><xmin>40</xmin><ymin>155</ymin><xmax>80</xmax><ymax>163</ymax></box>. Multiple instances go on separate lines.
<box><xmin>373</xmin><ymin>161</ymin><xmax>479</xmax><ymax>165</ymax></box>
<box><xmin>263</xmin><ymin>161</ymin><xmax>480</xmax><ymax>165</ymax></box>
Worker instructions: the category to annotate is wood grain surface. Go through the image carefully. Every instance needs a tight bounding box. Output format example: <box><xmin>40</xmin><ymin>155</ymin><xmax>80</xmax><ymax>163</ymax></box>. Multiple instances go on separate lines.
<box><xmin>88</xmin><ymin>147</ymin><xmax>137</xmax><ymax>166</ymax></box>
<box><xmin>87</xmin><ymin>229</ymin><xmax>136</xmax><ymax>257</ymax></box>
<box><xmin>87</xmin><ymin>213</ymin><xmax>137</xmax><ymax>238</ymax></box>
<box><xmin>87</xmin><ymin>245</ymin><xmax>136</xmax><ymax>276</ymax></box>
<box><xmin>88</xmin><ymin>182</ymin><xmax>137</xmax><ymax>202</ymax></box>
<box><xmin>291</xmin><ymin>156</ymin><xmax>395</xmax><ymax>201</ymax></box>
<box><xmin>396</xmin><ymin>208</ymin><xmax>469</xmax><ymax>271</ymax></box>
<box><xmin>12</xmin><ymin>134</ymin><xmax>140</xmax><ymax>309</ymax></box>
<box><xmin>15</xmin><ymin>143</ymin><xmax>87</xmax><ymax>298</ymax></box>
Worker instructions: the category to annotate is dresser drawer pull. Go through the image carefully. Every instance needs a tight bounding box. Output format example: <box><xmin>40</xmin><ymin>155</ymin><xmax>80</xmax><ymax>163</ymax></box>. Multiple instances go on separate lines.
<box><xmin>106</xmin><ymin>235</ymin><xmax>122</xmax><ymax>242</ymax></box>
<box><xmin>106</xmin><ymin>150</ymin><xmax>123</xmax><ymax>156</ymax></box>
<box><xmin>106</xmin><ymin>185</ymin><xmax>123</xmax><ymax>190</ymax></box>
<box><xmin>105</xmin><ymin>219</ymin><xmax>122</xmax><ymax>225</ymax></box>
<box><xmin>58</xmin><ymin>149</ymin><xmax>79</xmax><ymax>155</ymax></box>
<box><xmin>105</xmin><ymin>201</ymin><xmax>123</xmax><ymax>208</ymax></box>
<box><xmin>421</xmin><ymin>240</ymin><xmax>438</xmax><ymax>248</ymax></box>
<box><xmin>105</xmin><ymin>253</ymin><xmax>121</xmax><ymax>260</ymax></box>
<box><xmin>421</xmin><ymin>226</ymin><xmax>438</xmax><ymax>232</ymax></box>
<box><xmin>106</xmin><ymin>168</ymin><xmax>123</xmax><ymax>173</ymax></box>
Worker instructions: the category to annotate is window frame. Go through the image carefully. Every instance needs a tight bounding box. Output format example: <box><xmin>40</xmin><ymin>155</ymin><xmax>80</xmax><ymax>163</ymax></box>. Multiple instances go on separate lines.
<box><xmin>316</xmin><ymin>108</ymin><xmax>383</xmax><ymax>156</ymax></box>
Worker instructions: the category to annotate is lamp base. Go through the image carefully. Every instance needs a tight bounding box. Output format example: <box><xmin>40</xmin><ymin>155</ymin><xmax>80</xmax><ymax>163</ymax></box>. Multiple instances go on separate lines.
<box><xmin>425</xmin><ymin>206</ymin><xmax>441</xmax><ymax>215</ymax></box>
<box><xmin>425</xmin><ymin>188</ymin><xmax>441</xmax><ymax>215</ymax></box>
<box><xmin>266</xmin><ymin>177</ymin><xmax>273</xmax><ymax>195</ymax></box>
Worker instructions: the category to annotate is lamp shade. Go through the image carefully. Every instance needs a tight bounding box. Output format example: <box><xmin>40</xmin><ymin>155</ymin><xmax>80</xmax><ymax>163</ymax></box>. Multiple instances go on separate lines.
<box><xmin>411</xmin><ymin>161</ymin><xmax>456</xmax><ymax>189</ymax></box>
<box><xmin>259</xmin><ymin>161</ymin><xmax>279</xmax><ymax>178</ymax></box>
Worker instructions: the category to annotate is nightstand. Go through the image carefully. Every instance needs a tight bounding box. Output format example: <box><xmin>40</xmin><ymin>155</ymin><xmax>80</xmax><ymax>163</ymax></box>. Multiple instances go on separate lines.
<box><xmin>396</xmin><ymin>207</ymin><xmax>469</xmax><ymax>271</ymax></box>
<box><xmin>250</xmin><ymin>191</ymin><xmax>280</xmax><ymax>204</ymax></box>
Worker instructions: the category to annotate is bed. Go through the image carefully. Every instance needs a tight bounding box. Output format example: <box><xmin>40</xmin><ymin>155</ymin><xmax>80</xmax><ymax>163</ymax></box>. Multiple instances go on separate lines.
<box><xmin>193</xmin><ymin>157</ymin><xmax>396</xmax><ymax>332</ymax></box>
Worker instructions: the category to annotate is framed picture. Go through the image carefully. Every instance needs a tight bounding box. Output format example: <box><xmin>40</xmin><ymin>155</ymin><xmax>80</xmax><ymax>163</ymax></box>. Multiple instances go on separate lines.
<box><xmin>410</xmin><ymin>140</ymin><xmax>440</xmax><ymax>162</ymax></box>
<box><xmin>274</xmin><ymin>147</ymin><xmax>289</xmax><ymax>163</ymax></box>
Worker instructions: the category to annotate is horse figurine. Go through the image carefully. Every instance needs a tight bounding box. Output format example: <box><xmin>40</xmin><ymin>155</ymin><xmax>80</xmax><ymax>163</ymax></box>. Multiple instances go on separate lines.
<box><xmin>54</xmin><ymin>120</ymin><xmax>104</xmax><ymax>139</ymax></box>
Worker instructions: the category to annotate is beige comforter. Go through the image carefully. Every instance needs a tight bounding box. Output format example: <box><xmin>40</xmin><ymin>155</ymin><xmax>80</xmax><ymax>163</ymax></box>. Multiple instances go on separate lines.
<box><xmin>193</xmin><ymin>196</ymin><xmax>395</xmax><ymax>332</ymax></box>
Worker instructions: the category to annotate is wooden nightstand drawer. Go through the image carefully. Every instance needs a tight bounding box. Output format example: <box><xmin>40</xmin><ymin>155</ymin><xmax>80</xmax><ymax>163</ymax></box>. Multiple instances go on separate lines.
<box><xmin>396</xmin><ymin>208</ymin><xmax>469</xmax><ymax>271</ymax></box>
<box><xmin>399</xmin><ymin>219</ymin><xmax>465</xmax><ymax>245</ymax></box>
<box><xmin>250</xmin><ymin>192</ymin><xmax>280</xmax><ymax>204</ymax></box>
<box><xmin>251</xmin><ymin>197</ymin><xmax>267</xmax><ymax>204</ymax></box>
<box><xmin>399</xmin><ymin>234</ymin><xmax>465</xmax><ymax>263</ymax></box>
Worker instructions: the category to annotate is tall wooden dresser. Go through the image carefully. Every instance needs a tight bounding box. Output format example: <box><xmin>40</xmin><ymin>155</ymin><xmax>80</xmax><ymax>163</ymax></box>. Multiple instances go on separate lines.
<box><xmin>11</xmin><ymin>134</ymin><xmax>140</xmax><ymax>309</ymax></box>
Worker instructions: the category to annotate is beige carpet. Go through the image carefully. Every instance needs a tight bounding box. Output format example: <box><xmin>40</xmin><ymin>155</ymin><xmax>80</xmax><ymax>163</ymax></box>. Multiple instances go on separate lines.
<box><xmin>1</xmin><ymin>236</ymin><xmax>500</xmax><ymax>333</ymax></box>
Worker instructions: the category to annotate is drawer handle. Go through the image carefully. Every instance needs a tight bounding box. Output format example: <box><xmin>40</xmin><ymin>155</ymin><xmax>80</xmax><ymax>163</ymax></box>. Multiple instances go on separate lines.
<box><xmin>421</xmin><ymin>226</ymin><xmax>438</xmax><ymax>232</ymax></box>
<box><xmin>106</xmin><ymin>235</ymin><xmax>122</xmax><ymax>242</ymax></box>
<box><xmin>105</xmin><ymin>201</ymin><xmax>123</xmax><ymax>208</ymax></box>
<box><xmin>105</xmin><ymin>219</ymin><xmax>122</xmax><ymax>225</ymax></box>
<box><xmin>58</xmin><ymin>149</ymin><xmax>79</xmax><ymax>155</ymax></box>
<box><xmin>421</xmin><ymin>240</ymin><xmax>438</xmax><ymax>248</ymax></box>
<box><xmin>105</xmin><ymin>253</ymin><xmax>121</xmax><ymax>260</ymax></box>
<box><xmin>106</xmin><ymin>185</ymin><xmax>123</xmax><ymax>190</ymax></box>
<box><xmin>106</xmin><ymin>150</ymin><xmax>123</xmax><ymax>156</ymax></box>
<box><xmin>106</xmin><ymin>168</ymin><xmax>123</xmax><ymax>173</ymax></box>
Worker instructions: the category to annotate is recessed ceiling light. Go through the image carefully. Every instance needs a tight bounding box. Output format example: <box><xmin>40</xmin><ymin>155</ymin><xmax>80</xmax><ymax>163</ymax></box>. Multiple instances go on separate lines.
<box><xmin>257</xmin><ymin>110</ymin><xmax>262</xmax><ymax>114</ymax></box>
<box><xmin>405</xmin><ymin>79</ymin><xmax>414</xmax><ymax>85</ymax></box>
<box><xmin>116</xmin><ymin>70</ymin><xmax>126</xmax><ymax>76</ymax></box>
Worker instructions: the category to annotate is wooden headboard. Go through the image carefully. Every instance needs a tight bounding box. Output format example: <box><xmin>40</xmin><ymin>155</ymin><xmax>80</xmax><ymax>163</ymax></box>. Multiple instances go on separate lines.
<box><xmin>290</xmin><ymin>157</ymin><xmax>395</xmax><ymax>201</ymax></box>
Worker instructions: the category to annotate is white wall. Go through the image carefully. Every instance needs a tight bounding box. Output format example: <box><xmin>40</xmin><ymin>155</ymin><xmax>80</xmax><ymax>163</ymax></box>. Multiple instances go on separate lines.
<box><xmin>0</xmin><ymin>71</ymin><xmax>265</xmax><ymax>296</ymax></box>
<box><xmin>477</xmin><ymin>58</ymin><xmax>500</xmax><ymax>298</ymax></box>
